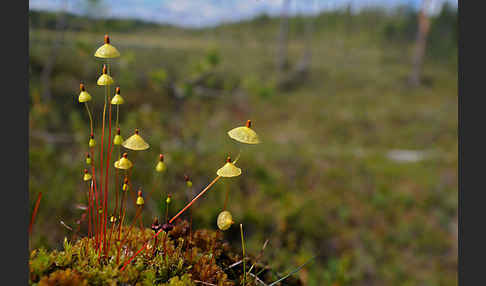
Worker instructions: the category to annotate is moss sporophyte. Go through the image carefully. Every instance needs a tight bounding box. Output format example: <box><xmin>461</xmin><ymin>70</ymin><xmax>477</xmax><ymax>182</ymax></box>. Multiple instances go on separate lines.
<box><xmin>29</xmin><ymin>34</ymin><xmax>310</xmax><ymax>285</ymax></box>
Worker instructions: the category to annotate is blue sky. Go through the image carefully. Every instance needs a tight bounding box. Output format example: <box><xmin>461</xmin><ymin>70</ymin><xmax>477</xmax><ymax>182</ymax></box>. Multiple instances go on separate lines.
<box><xmin>29</xmin><ymin>0</ymin><xmax>458</xmax><ymax>27</ymax></box>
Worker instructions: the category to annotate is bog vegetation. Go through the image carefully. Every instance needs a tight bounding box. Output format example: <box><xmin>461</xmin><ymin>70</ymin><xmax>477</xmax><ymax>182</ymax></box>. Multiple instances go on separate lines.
<box><xmin>29</xmin><ymin>4</ymin><xmax>457</xmax><ymax>285</ymax></box>
<box><xmin>30</xmin><ymin>34</ymin><xmax>310</xmax><ymax>285</ymax></box>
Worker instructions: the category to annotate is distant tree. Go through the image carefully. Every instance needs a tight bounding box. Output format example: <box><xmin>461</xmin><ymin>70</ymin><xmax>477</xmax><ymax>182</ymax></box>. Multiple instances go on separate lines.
<box><xmin>276</xmin><ymin>0</ymin><xmax>316</xmax><ymax>91</ymax></box>
<box><xmin>409</xmin><ymin>0</ymin><xmax>433</xmax><ymax>87</ymax></box>
<box><xmin>427</xmin><ymin>2</ymin><xmax>457</xmax><ymax>61</ymax></box>
<box><xmin>277</xmin><ymin>0</ymin><xmax>291</xmax><ymax>72</ymax></box>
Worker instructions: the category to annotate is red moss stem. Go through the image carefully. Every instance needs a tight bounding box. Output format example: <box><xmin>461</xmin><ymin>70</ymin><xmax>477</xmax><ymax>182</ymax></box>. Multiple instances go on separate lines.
<box><xmin>107</xmin><ymin>165</ymin><xmax>120</xmax><ymax>250</ymax></box>
<box><xmin>116</xmin><ymin>171</ymin><xmax>131</xmax><ymax>265</ymax></box>
<box><xmin>169</xmin><ymin>175</ymin><xmax>221</xmax><ymax>224</ymax></box>
<box><xmin>29</xmin><ymin>192</ymin><xmax>43</xmax><ymax>236</ymax></box>
<box><xmin>103</xmin><ymin>99</ymin><xmax>113</xmax><ymax>255</ymax></box>
<box><xmin>107</xmin><ymin>217</ymin><xmax>117</xmax><ymax>254</ymax></box>
<box><xmin>98</xmin><ymin>82</ymin><xmax>109</xmax><ymax>253</ymax></box>
<box><xmin>90</xmin><ymin>149</ymin><xmax>100</xmax><ymax>248</ymax></box>
<box><xmin>88</xmin><ymin>182</ymin><xmax>92</xmax><ymax>240</ymax></box>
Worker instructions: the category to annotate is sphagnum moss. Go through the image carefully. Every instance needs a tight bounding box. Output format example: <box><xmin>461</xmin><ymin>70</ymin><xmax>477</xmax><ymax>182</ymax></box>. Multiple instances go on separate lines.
<box><xmin>29</xmin><ymin>34</ymin><xmax>307</xmax><ymax>285</ymax></box>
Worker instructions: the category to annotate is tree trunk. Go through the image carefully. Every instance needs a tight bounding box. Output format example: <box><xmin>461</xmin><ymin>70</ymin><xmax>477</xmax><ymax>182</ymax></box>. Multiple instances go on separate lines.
<box><xmin>409</xmin><ymin>0</ymin><xmax>432</xmax><ymax>87</ymax></box>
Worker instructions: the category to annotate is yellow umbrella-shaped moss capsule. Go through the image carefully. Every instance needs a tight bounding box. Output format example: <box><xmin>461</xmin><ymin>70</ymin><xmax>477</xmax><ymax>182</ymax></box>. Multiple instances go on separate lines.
<box><xmin>122</xmin><ymin>177</ymin><xmax>129</xmax><ymax>191</ymax></box>
<box><xmin>227</xmin><ymin>120</ymin><xmax>260</xmax><ymax>144</ymax></box>
<box><xmin>114</xmin><ymin>153</ymin><xmax>133</xmax><ymax>170</ymax></box>
<box><xmin>122</xmin><ymin>129</ymin><xmax>150</xmax><ymax>151</ymax></box>
<box><xmin>83</xmin><ymin>169</ymin><xmax>92</xmax><ymax>181</ymax></box>
<box><xmin>184</xmin><ymin>175</ymin><xmax>193</xmax><ymax>187</ymax></box>
<box><xmin>89</xmin><ymin>134</ymin><xmax>96</xmax><ymax>148</ymax></box>
<box><xmin>136</xmin><ymin>190</ymin><xmax>145</xmax><ymax>206</ymax></box>
<box><xmin>217</xmin><ymin>210</ymin><xmax>234</xmax><ymax>231</ymax></box>
<box><xmin>113</xmin><ymin>128</ymin><xmax>123</xmax><ymax>145</ymax></box>
<box><xmin>155</xmin><ymin>154</ymin><xmax>166</xmax><ymax>173</ymax></box>
<box><xmin>94</xmin><ymin>35</ymin><xmax>120</xmax><ymax>59</ymax></box>
<box><xmin>216</xmin><ymin>157</ymin><xmax>242</xmax><ymax>178</ymax></box>
<box><xmin>97</xmin><ymin>64</ymin><xmax>114</xmax><ymax>86</ymax></box>
<box><xmin>111</xmin><ymin>87</ymin><xmax>124</xmax><ymax>104</ymax></box>
<box><xmin>166</xmin><ymin>195</ymin><xmax>171</xmax><ymax>204</ymax></box>
<box><xmin>85</xmin><ymin>153</ymin><xmax>92</xmax><ymax>165</ymax></box>
<box><xmin>78</xmin><ymin>83</ymin><xmax>92</xmax><ymax>103</ymax></box>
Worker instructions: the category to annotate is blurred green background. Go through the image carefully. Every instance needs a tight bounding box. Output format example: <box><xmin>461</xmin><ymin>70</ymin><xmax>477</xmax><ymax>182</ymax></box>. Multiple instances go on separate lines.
<box><xmin>29</xmin><ymin>1</ymin><xmax>457</xmax><ymax>285</ymax></box>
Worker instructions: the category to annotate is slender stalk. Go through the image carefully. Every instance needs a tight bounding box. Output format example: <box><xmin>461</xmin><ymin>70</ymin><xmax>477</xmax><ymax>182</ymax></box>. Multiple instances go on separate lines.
<box><xmin>83</xmin><ymin>102</ymin><xmax>96</xmax><ymax>244</ymax></box>
<box><xmin>169</xmin><ymin>175</ymin><xmax>221</xmax><ymax>224</ymax></box>
<box><xmin>98</xmin><ymin>86</ymin><xmax>107</xmax><ymax>253</ymax></box>
<box><xmin>120</xmin><ymin>207</ymin><xmax>142</xmax><ymax>247</ymax></box>
<box><xmin>87</xmin><ymin>182</ymin><xmax>92</xmax><ymax>240</ymax></box>
<box><xmin>107</xmin><ymin>164</ymin><xmax>120</xmax><ymax>249</ymax></box>
<box><xmin>137</xmin><ymin>213</ymin><xmax>144</xmax><ymax>246</ymax></box>
<box><xmin>29</xmin><ymin>192</ymin><xmax>43</xmax><ymax>237</ymax></box>
<box><xmin>116</xmin><ymin>171</ymin><xmax>131</xmax><ymax>264</ymax></box>
<box><xmin>103</xmin><ymin>85</ymin><xmax>113</xmax><ymax>254</ymax></box>
<box><xmin>84</xmin><ymin>103</ymin><xmax>93</xmax><ymax>135</ymax></box>
<box><xmin>165</xmin><ymin>198</ymin><xmax>169</xmax><ymax>223</ymax></box>
<box><xmin>119</xmin><ymin>170</ymin><xmax>131</xmax><ymax>240</ymax></box>
<box><xmin>115</xmin><ymin>201</ymin><xmax>125</xmax><ymax>265</ymax></box>
<box><xmin>90</xmin><ymin>148</ymin><xmax>100</xmax><ymax>248</ymax></box>
<box><xmin>240</xmin><ymin>224</ymin><xmax>246</xmax><ymax>285</ymax></box>
<box><xmin>118</xmin><ymin>186</ymin><xmax>127</xmax><ymax>240</ymax></box>
<box><xmin>116</xmin><ymin>104</ymin><xmax>119</xmax><ymax>129</ymax></box>
<box><xmin>107</xmin><ymin>216</ymin><xmax>117</xmax><ymax>254</ymax></box>
<box><xmin>139</xmin><ymin>214</ymin><xmax>144</xmax><ymax>230</ymax></box>
<box><xmin>233</xmin><ymin>149</ymin><xmax>242</xmax><ymax>164</ymax></box>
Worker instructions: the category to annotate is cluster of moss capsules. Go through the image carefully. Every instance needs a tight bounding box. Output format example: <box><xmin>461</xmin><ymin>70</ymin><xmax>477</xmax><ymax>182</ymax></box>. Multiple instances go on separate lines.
<box><xmin>75</xmin><ymin>35</ymin><xmax>262</xmax><ymax>269</ymax></box>
<box><xmin>29</xmin><ymin>34</ymin><xmax>312</xmax><ymax>286</ymax></box>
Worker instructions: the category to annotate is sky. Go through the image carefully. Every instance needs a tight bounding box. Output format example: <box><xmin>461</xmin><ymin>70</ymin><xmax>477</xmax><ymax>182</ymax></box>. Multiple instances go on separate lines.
<box><xmin>29</xmin><ymin>0</ymin><xmax>458</xmax><ymax>27</ymax></box>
